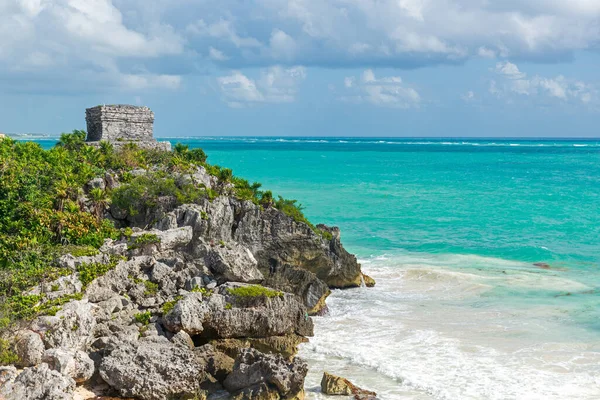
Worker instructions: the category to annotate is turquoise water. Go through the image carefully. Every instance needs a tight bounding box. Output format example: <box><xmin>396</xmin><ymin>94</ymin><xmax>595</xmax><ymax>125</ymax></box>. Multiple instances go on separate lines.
<box><xmin>32</xmin><ymin>137</ymin><xmax>600</xmax><ymax>398</ymax></box>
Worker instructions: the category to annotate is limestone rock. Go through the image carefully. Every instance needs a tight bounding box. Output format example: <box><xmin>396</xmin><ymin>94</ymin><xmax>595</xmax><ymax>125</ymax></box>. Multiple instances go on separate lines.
<box><xmin>129</xmin><ymin>227</ymin><xmax>193</xmax><ymax>253</ymax></box>
<box><xmin>162</xmin><ymin>292</ymin><xmax>207</xmax><ymax>335</ymax></box>
<box><xmin>362</xmin><ymin>273</ymin><xmax>376</xmax><ymax>287</ymax></box>
<box><xmin>204</xmin><ymin>243</ymin><xmax>264</xmax><ymax>283</ymax></box>
<box><xmin>32</xmin><ymin>300</ymin><xmax>97</xmax><ymax>350</ymax></box>
<box><xmin>14</xmin><ymin>331</ymin><xmax>45</xmax><ymax>368</ymax></box>
<box><xmin>224</xmin><ymin>348</ymin><xmax>307</xmax><ymax>399</ymax></box>
<box><xmin>42</xmin><ymin>348</ymin><xmax>94</xmax><ymax>383</ymax></box>
<box><xmin>0</xmin><ymin>366</ymin><xmax>17</xmax><ymax>386</ymax></box>
<box><xmin>320</xmin><ymin>372</ymin><xmax>377</xmax><ymax>399</ymax></box>
<box><xmin>0</xmin><ymin>363</ymin><xmax>76</xmax><ymax>400</ymax></box>
<box><xmin>194</xmin><ymin>344</ymin><xmax>235</xmax><ymax>382</ymax></box>
<box><xmin>99</xmin><ymin>340</ymin><xmax>205</xmax><ymax>400</ymax></box>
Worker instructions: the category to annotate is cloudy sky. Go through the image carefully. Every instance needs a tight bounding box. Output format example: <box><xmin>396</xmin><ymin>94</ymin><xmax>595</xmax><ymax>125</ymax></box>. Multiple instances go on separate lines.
<box><xmin>1</xmin><ymin>0</ymin><xmax>599</xmax><ymax>137</ymax></box>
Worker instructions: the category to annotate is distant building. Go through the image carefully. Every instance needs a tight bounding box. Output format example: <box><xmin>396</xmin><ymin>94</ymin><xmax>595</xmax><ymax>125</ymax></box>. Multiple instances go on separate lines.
<box><xmin>85</xmin><ymin>105</ymin><xmax>170</xmax><ymax>151</ymax></box>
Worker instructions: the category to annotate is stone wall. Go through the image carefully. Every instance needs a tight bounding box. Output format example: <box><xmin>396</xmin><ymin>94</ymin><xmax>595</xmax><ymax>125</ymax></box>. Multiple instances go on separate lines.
<box><xmin>86</xmin><ymin>105</ymin><xmax>154</xmax><ymax>142</ymax></box>
<box><xmin>85</xmin><ymin>105</ymin><xmax>170</xmax><ymax>151</ymax></box>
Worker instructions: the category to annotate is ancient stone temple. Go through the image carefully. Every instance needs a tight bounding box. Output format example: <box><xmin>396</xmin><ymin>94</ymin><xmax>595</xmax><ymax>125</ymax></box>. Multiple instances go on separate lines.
<box><xmin>85</xmin><ymin>105</ymin><xmax>171</xmax><ymax>151</ymax></box>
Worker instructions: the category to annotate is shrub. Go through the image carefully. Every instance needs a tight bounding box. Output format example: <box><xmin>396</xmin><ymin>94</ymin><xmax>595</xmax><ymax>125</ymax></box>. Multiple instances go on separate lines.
<box><xmin>128</xmin><ymin>233</ymin><xmax>160</xmax><ymax>250</ymax></box>
<box><xmin>0</xmin><ymin>339</ymin><xmax>18</xmax><ymax>366</ymax></box>
<box><xmin>162</xmin><ymin>296</ymin><xmax>182</xmax><ymax>315</ymax></box>
<box><xmin>134</xmin><ymin>311</ymin><xmax>152</xmax><ymax>325</ymax></box>
<box><xmin>77</xmin><ymin>257</ymin><xmax>120</xmax><ymax>288</ymax></box>
<box><xmin>226</xmin><ymin>285</ymin><xmax>283</xmax><ymax>299</ymax></box>
<box><xmin>143</xmin><ymin>280</ymin><xmax>159</xmax><ymax>296</ymax></box>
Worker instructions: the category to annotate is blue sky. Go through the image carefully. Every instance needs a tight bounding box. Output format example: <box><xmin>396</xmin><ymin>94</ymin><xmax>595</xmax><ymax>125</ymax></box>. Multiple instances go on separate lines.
<box><xmin>1</xmin><ymin>0</ymin><xmax>599</xmax><ymax>137</ymax></box>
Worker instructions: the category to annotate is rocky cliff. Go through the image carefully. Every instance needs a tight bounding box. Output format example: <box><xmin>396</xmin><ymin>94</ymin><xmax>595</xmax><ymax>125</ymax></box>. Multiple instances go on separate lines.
<box><xmin>0</xmin><ymin>161</ymin><xmax>373</xmax><ymax>400</ymax></box>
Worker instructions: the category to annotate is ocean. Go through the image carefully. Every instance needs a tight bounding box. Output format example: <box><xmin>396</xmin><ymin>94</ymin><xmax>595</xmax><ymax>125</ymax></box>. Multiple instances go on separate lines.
<box><xmin>35</xmin><ymin>137</ymin><xmax>600</xmax><ymax>399</ymax></box>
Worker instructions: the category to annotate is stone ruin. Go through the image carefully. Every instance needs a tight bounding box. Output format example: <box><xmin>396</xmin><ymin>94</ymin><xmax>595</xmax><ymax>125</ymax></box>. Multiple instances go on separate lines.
<box><xmin>85</xmin><ymin>105</ymin><xmax>171</xmax><ymax>151</ymax></box>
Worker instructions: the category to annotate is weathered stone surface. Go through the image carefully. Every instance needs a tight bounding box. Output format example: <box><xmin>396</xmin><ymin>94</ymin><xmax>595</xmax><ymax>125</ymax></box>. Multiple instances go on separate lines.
<box><xmin>0</xmin><ymin>363</ymin><xmax>76</xmax><ymax>400</ymax></box>
<box><xmin>86</xmin><ymin>105</ymin><xmax>153</xmax><ymax>142</ymax></box>
<box><xmin>163</xmin><ymin>292</ymin><xmax>207</xmax><ymax>335</ymax></box>
<box><xmin>320</xmin><ymin>372</ymin><xmax>377</xmax><ymax>399</ymax></box>
<box><xmin>204</xmin><ymin>243</ymin><xmax>264</xmax><ymax>284</ymax></box>
<box><xmin>129</xmin><ymin>227</ymin><xmax>193</xmax><ymax>252</ymax></box>
<box><xmin>14</xmin><ymin>331</ymin><xmax>45</xmax><ymax>368</ymax></box>
<box><xmin>362</xmin><ymin>273</ymin><xmax>376</xmax><ymax>287</ymax></box>
<box><xmin>32</xmin><ymin>300</ymin><xmax>97</xmax><ymax>350</ymax></box>
<box><xmin>263</xmin><ymin>264</ymin><xmax>330</xmax><ymax>315</ymax></box>
<box><xmin>211</xmin><ymin>334</ymin><xmax>308</xmax><ymax>360</ymax></box>
<box><xmin>224</xmin><ymin>348</ymin><xmax>307</xmax><ymax>399</ymax></box>
<box><xmin>0</xmin><ymin>366</ymin><xmax>17</xmax><ymax>386</ymax></box>
<box><xmin>163</xmin><ymin>285</ymin><xmax>313</xmax><ymax>339</ymax></box>
<box><xmin>42</xmin><ymin>348</ymin><xmax>94</xmax><ymax>383</ymax></box>
<box><xmin>99</xmin><ymin>340</ymin><xmax>205</xmax><ymax>400</ymax></box>
<box><xmin>194</xmin><ymin>344</ymin><xmax>235</xmax><ymax>382</ymax></box>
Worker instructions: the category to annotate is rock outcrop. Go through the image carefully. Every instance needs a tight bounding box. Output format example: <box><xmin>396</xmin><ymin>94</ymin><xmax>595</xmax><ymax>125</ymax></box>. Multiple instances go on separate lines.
<box><xmin>0</xmin><ymin>163</ymin><xmax>373</xmax><ymax>400</ymax></box>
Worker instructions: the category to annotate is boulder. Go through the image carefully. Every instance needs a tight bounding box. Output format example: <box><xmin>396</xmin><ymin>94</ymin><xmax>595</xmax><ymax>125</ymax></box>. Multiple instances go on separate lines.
<box><xmin>42</xmin><ymin>348</ymin><xmax>94</xmax><ymax>383</ymax></box>
<box><xmin>163</xmin><ymin>286</ymin><xmax>313</xmax><ymax>339</ymax></box>
<box><xmin>14</xmin><ymin>331</ymin><xmax>45</xmax><ymax>368</ymax></box>
<box><xmin>320</xmin><ymin>372</ymin><xmax>377</xmax><ymax>399</ymax></box>
<box><xmin>362</xmin><ymin>273</ymin><xmax>376</xmax><ymax>287</ymax></box>
<box><xmin>163</xmin><ymin>292</ymin><xmax>207</xmax><ymax>335</ymax></box>
<box><xmin>99</xmin><ymin>340</ymin><xmax>206</xmax><ymax>400</ymax></box>
<box><xmin>204</xmin><ymin>243</ymin><xmax>264</xmax><ymax>283</ymax></box>
<box><xmin>0</xmin><ymin>363</ymin><xmax>76</xmax><ymax>400</ymax></box>
<box><xmin>32</xmin><ymin>300</ymin><xmax>97</xmax><ymax>350</ymax></box>
<box><xmin>224</xmin><ymin>348</ymin><xmax>307</xmax><ymax>399</ymax></box>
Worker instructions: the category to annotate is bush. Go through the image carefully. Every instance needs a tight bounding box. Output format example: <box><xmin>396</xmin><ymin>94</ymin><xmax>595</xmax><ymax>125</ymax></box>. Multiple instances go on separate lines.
<box><xmin>128</xmin><ymin>233</ymin><xmax>160</xmax><ymax>250</ymax></box>
<box><xmin>226</xmin><ymin>285</ymin><xmax>283</xmax><ymax>299</ymax></box>
<box><xmin>134</xmin><ymin>311</ymin><xmax>152</xmax><ymax>325</ymax></box>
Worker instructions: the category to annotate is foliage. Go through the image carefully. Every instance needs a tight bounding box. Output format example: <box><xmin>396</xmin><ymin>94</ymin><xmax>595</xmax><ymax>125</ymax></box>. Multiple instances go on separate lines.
<box><xmin>128</xmin><ymin>233</ymin><xmax>160</xmax><ymax>250</ymax></box>
<box><xmin>0</xmin><ymin>338</ymin><xmax>18</xmax><ymax>366</ymax></box>
<box><xmin>134</xmin><ymin>311</ymin><xmax>152</xmax><ymax>325</ymax></box>
<box><xmin>161</xmin><ymin>296</ymin><xmax>182</xmax><ymax>315</ymax></box>
<box><xmin>226</xmin><ymin>285</ymin><xmax>283</xmax><ymax>299</ymax></box>
<box><xmin>77</xmin><ymin>257</ymin><xmax>121</xmax><ymax>288</ymax></box>
<box><xmin>315</xmin><ymin>228</ymin><xmax>333</xmax><ymax>241</ymax></box>
<box><xmin>190</xmin><ymin>286</ymin><xmax>212</xmax><ymax>297</ymax></box>
<box><xmin>143</xmin><ymin>280</ymin><xmax>159</xmax><ymax>296</ymax></box>
<box><xmin>111</xmin><ymin>173</ymin><xmax>207</xmax><ymax>218</ymax></box>
<box><xmin>274</xmin><ymin>196</ymin><xmax>313</xmax><ymax>229</ymax></box>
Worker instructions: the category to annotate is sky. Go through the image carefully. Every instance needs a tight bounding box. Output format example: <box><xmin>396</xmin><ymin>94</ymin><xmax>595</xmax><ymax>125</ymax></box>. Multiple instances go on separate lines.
<box><xmin>1</xmin><ymin>0</ymin><xmax>599</xmax><ymax>137</ymax></box>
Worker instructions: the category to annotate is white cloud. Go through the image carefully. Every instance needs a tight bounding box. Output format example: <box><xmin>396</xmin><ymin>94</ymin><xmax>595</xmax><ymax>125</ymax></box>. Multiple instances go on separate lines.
<box><xmin>217</xmin><ymin>66</ymin><xmax>307</xmax><ymax>107</ymax></box>
<box><xmin>0</xmin><ymin>0</ymin><xmax>183</xmax><ymax>92</ymax></box>
<box><xmin>462</xmin><ymin>91</ymin><xmax>475</xmax><ymax>101</ymax></box>
<box><xmin>209</xmin><ymin>47</ymin><xmax>229</xmax><ymax>61</ymax></box>
<box><xmin>489</xmin><ymin>61</ymin><xmax>595</xmax><ymax>104</ymax></box>
<box><xmin>341</xmin><ymin>69</ymin><xmax>420</xmax><ymax>108</ymax></box>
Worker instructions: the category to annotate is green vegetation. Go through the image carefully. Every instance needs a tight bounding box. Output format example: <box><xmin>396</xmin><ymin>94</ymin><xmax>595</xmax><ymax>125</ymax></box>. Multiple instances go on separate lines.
<box><xmin>227</xmin><ymin>285</ymin><xmax>284</xmax><ymax>299</ymax></box>
<box><xmin>161</xmin><ymin>296</ymin><xmax>182</xmax><ymax>314</ymax></box>
<box><xmin>0</xmin><ymin>130</ymin><xmax>315</xmax><ymax>336</ymax></box>
<box><xmin>190</xmin><ymin>286</ymin><xmax>212</xmax><ymax>297</ymax></box>
<box><xmin>134</xmin><ymin>311</ymin><xmax>152</xmax><ymax>325</ymax></box>
<box><xmin>77</xmin><ymin>256</ymin><xmax>121</xmax><ymax>288</ymax></box>
<box><xmin>128</xmin><ymin>233</ymin><xmax>160</xmax><ymax>250</ymax></box>
<box><xmin>143</xmin><ymin>280</ymin><xmax>159</xmax><ymax>296</ymax></box>
<box><xmin>0</xmin><ymin>338</ymin><xmax>19</xmax><ymax>366</ymax></box>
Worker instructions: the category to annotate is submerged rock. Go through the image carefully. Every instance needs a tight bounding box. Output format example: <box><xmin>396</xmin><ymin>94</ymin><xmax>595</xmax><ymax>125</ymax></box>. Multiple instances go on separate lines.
<box><xmin>320</xmin><ymin>372</ymin><xmax>377</xmax><ymax>399</ymax></box>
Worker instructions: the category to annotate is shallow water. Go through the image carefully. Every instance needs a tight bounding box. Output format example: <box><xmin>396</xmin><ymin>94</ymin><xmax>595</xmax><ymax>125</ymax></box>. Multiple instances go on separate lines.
<box><xmin>33</xmin><ymin>137</ymin><xmax>600</xmax><ymax>399</ymax></box>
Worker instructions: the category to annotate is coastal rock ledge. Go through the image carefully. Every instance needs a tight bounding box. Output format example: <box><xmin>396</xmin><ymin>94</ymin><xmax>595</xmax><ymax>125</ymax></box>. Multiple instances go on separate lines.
<box><xmin>0</xmin><ymin>119</ymin><xmax>373</xmax><ymax>400</ymax></box>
